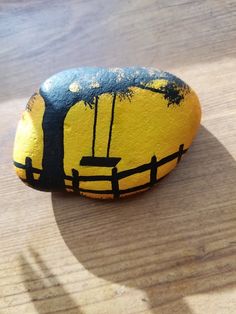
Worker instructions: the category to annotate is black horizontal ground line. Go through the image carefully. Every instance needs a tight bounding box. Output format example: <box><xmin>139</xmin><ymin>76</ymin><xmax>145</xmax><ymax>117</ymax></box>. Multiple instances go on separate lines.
<box><xmin>13</xmin><ymin>161</ymin><xmax>25</xmax><ymax>169</ymax></box>
<box><xmin>30</xmin><ymin>168</ymin><xmax>42</xmax><ymax>174</ymax></box>
<box><xmin>65</xmin><ymin>185</ymin><xmax>112</xmax><ymax>194</ymax></box>
<box><xmin>157</xmin><ymin>149</ymin><xmax>188</xmax><ymax>167</ymax></box>
<box><xmin>13</xmin><ymin>161</ymin><xmax>42</xmax><ymax>174</ymax></box>
<box><xmin>117</xmin><ymin>162</ymin><xmax>151</xmax><ymax>179</ymax></box>
<box><xmin>65</xmin><ymin>182</ymin><xmax>153</xmax><ymax>195</ymax></box>
<box><xmin>64</xmin><ymin>175</ymin><xmax>73</xmax><ymax>180</ymax></box>
<box><xmin>79</xmin><ymin>188</ymin><xmax>113</xmax><ymax>194</ymax></box>
<box><xmin>79</xmin><ymin>175</ymin><xmax>112</xmax><ymax>181</ymax></box>
<box><xmin>64</xmin><ymin>175</ymin><xmax>112</xmax><ymax>181</ymax></box>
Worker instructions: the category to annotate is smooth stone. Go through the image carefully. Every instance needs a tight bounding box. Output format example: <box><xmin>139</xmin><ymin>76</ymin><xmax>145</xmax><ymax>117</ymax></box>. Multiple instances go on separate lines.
<box><xmin>13</xmin><ymin>67</ymin><xmax>201</xmax><ymax>199</ymax></box>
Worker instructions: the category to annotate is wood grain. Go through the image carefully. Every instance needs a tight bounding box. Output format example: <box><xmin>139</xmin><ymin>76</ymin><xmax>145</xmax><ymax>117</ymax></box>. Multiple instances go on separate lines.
<box><xmin>0</xmin><ymin>0</ymin><xmax>236</xmax><ymax>313</ymax></box>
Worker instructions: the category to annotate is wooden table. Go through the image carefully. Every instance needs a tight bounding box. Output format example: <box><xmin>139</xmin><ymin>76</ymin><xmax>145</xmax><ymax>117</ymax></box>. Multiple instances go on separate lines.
<box><xmin>1</xmin><ymin>1</ymin><xmax>236</xmax><ymax>313</ymax></box>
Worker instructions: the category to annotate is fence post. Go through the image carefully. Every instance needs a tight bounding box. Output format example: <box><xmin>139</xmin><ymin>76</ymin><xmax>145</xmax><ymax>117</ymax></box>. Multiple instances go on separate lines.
<box><xmin>72</xmin><ymin>169</ymin><xmax>80</xmax><ymax>193</ymax></box>
<box><xmin>150</xmin><ymin>155</ymin><xmax>157</xmax><ymax>186</ymax></box>
<box><xmin>177</xmin><ymin>144</ymin><xmax>184</xmax><ymax>163</ymax></box>
<box><xmin>111</xmin><ymin>167</ymin><xmax>120</xmax><ymax>199</ymax></box>
<box><xmin>25</xmin><ymin>157</ymin><xmax>34</xmax><ymax>185</ymax></box>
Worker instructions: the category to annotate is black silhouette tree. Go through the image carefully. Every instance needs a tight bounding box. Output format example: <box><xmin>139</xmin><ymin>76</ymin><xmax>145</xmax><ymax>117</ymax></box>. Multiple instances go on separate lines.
<box><xmin>34</xmin><ymin>68</ymin><xmax>189</xmax><ymax>190</ymax></box>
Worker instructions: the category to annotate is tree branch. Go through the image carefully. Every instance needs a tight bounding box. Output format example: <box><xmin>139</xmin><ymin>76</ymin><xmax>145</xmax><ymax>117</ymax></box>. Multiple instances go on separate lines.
<box><xmin>136</xmin><ymin>84</ymin><xmax>165</xmax><ymax>94</ymax></box>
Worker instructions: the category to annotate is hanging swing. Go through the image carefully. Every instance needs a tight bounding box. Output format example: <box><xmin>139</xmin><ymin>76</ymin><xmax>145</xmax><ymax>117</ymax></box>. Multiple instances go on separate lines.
<box><xmin>80</xmin><ymin>93</ymin><xmax>121</xmax><ymax>167</ymax></box>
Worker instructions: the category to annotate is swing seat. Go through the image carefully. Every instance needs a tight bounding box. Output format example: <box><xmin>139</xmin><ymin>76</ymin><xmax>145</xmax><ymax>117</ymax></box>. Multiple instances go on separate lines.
<box><xmin>80</xmin><ymin>156</ymin><xmax>121</xmax><ymax>167</ymax></box>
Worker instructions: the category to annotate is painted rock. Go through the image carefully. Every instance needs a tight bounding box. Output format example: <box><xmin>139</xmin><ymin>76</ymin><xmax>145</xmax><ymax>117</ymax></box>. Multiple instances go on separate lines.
<box><xmin>13</xmin><ymin>67</ymin><xmax>201</xmax><ymax>199</ymax></box>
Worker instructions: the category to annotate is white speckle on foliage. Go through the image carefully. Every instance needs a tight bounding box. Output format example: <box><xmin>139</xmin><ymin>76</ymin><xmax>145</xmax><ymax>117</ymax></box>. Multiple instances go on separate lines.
<box><xmin>69</xmin><ymin>82</ymin><xmax>80</xmax><ymax>93</ymax></box>
<box><xmin>109</xmin><ymin>68</ymin><xmax>125</xmax><ymax>82</ymax></box>
<box><xmin>44</xmin><ymin>80</ymin><xmax>52</xmax><ymax>91</ymax></box>
<box><xmin>90</xmin><ymin>77</ymin><xmax>100</xmax><ymax>88</ymax></box>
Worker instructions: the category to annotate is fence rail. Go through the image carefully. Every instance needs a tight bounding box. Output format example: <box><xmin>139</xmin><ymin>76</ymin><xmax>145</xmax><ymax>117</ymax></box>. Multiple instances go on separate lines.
<box><xmin>14</xmin><ymin>144</ymin><xmax>187</xmax><ymax>198</ymax></box>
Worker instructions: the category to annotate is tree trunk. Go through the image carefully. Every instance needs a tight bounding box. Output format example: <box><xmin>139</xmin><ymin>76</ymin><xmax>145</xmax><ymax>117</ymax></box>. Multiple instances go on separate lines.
<box><xmin>38</xmin><ymin>108</ymin><xmax>67</xmax><ymax>191</ymax></box>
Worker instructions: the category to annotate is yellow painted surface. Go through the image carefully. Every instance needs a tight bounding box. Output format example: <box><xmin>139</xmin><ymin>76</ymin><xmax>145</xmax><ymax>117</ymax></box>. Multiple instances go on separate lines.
<box><xmin>119</xmin><ymin>172</ymin><xmax>150</xmax><ymax>190</ymax></box>
<box><xmin>79</xmin><ymin>180</ymin><xmax>112</xmax><ymax>191</ymax></box>
<box><xmin>33</xmin><ymin>173</ymin><xmax>40</xmax><ymax>180</ymax></box>
<box><xmin>64</xmin><ymin>102</ymin><xmax>95</xmax><ymax>175</ymax></box>
<box><xmin>14</xmin><ymin>167</ymin><xmax>26</xmax><ymax>180</ymax></box>
<box><xmin>14</xmin><ymin>79</ymin><xmax>201</xmax><ymax>198</ymax></box>
<box><xmin>63</xmin><ymin>81</ymin><xmax>201</xmax><ymax>197</ymax></box>
<box><xmin>13</xmin><ymin>93</ymin><xmax>45</xmax><ymax>180</ymax></box>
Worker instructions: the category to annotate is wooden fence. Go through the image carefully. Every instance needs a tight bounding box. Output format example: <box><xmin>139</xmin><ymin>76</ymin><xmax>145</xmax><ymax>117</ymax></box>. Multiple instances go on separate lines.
<box><xmin>14</xmin><ymin>144</ymin><xmax>187</xmax><ymax>198</ymax></box>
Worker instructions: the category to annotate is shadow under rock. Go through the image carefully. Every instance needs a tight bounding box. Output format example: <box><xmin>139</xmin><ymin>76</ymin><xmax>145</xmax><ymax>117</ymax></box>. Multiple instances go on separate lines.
<box><xmin>52</xmin><ymin>125</ymin><xmax>236</xmax><ymax>313</ymax></box>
